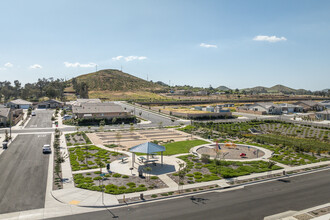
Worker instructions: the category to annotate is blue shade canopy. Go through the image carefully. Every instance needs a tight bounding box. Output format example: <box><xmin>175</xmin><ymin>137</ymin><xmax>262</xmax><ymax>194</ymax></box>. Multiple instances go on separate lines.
<box><xmin>130</xmin><ymin>142</ymin><xmax>165</xmax><ymax>154</ymax></box>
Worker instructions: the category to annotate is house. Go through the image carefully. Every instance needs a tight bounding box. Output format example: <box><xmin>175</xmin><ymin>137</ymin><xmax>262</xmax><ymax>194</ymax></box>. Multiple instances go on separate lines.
<box><xmin>72</xmin><ymin>103</ymin><xmax>130</xmax><ymax>119</ymax></box>
<box><xmin>224</xmin><ymin>104</ymin><xmax>234</xmax><ymax>107</ymax></box>
<box><xmin>65</xmin><ymin>98</ymin><xmax>102</xmax><ymax>109</ymax></box>
<box><xmin>37</xmin><ymin>99</ymin><xmax>64</xmax><ymax>109</ymax></box>
<box><xmin>315</xmin><ymin>109</ymin><xmax>330</xmax><ymax>120</ymax></box>
<box><xmin>7</xmin><ymin>99</ymin><xmax>32</xmax><ymax>109</ymax></box>
<box><xmin>319</xmin><ymin>100</ymin><xmax>330</xmax><ymax>109</ymax></box>
<box><xmin>279</xmin><ymin>103</ymin><xmax>303</xmax><ymax>114</ymax></box>
<box><xmin>246</xmin><ymin>102</ymin><xmax>282</xmax><ymax>115</ymax></box>
<box><xmin>0</xmin><ymin>108</ymin><xmax>23</xmax><ymax>127</ymax></box>
<box><xmin>0</xmin><ymin>108</ymin><xmax>10</xmax><ymax>126</ymax></box>
<box><xmin>294</xmin><ymin>100</ymin><xmax>324</xmax><ymax>112</ymax></box>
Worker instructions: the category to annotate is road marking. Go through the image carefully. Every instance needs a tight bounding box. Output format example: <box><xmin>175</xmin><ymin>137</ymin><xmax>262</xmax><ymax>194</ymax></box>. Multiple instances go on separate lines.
<box><xmin>69</xmin><ymin>200</ymin><xmax>80</xmax><ymax>205</ymax></box>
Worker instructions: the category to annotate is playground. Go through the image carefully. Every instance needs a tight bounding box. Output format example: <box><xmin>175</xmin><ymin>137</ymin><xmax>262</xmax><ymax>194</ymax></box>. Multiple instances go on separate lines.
<box><xmin>195</xmin><ymin>142</ymin><xmax>271</xmax><ymax>161</ymax></box>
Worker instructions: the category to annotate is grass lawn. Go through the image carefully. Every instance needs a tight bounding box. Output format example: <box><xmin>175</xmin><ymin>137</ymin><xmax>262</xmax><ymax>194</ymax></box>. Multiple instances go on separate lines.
<box><xmin>163</xmin><ymin>139</ymin><xmax>209</xmax><ymax>155</ymax></box>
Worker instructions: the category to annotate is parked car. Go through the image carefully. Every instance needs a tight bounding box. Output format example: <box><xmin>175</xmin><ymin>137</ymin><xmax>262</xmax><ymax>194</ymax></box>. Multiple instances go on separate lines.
<box><xmin>62</xmin><ymin>115</ymin><xmax>72</xmax><ymax>120</ymax></box>
<box><xmin>42</xmin><ymin>144</ymin><xmax>51</xmax><ymax>154</ymax></box>
<box><xmin>31</xmin><ymin>112</ymin><xmax>36</xmax><ymax>116</ymax></box>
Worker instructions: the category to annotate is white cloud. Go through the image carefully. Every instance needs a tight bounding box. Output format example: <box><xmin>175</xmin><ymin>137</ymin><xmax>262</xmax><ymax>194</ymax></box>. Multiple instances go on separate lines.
<box><xmin>0</xmin><ymin>67</ymin><xmax>6</xmax><ymax>71</ymax></box>
<box><xmin>253</xmin><ymin>35</ymin><xmax>287</xmax><ymax>42</ymax></box>
<box><xmin>112</xmin><ymin>56</ymin><xmax>124</xmax><ymax>61</ymax></box>
<box><xmin>29</xmin><ymin>64</ymin><xmax>42</xmax><ymax>69</ymax></box>
<box><xmin>200</xmin><ymin>43</ymin><xmax>217</xmax><ymax>48</ymax></box>
<box><xmin>124</xmin><ymin>56</ymin><xmax>147</xmax><ymax>61</ymax></box>
<box><xmin>4</xmin><ymin>62</ymin><xmax>13</xmax><ymax>67</ymax></box>
<box><xmin>112</xmin><ymin>56</ymin><xmax>147</xmax><ymax>62</ymax></box>
<box><xmin>64</xmin><ymin>62</ymin><xmax>97</xmax><ymax>68</ymax></box>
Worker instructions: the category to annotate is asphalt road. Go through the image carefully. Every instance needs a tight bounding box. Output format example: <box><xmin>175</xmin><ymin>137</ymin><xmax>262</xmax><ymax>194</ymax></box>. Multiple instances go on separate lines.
<box><xmin>0</xmin><ymin>134</ymin><xmax>51</xmax><ymax>214</ymax></box>
<box><xmin>50</xmin><ymin>169</ymin><xmax>330</xmax><ymax>220</ymax></box>
<box><xmin>25</xmin><ymin>109</ymin><xmax>54</xmax><ymax>128</ymax></box>
<box><xmin>117</xmin><ymin>102</ymin><xmax>187</xmax><ymax>127</ymax></box>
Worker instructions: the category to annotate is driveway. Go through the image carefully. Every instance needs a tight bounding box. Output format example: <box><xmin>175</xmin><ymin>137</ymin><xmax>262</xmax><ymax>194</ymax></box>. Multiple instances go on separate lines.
<box><xmin>0</xmin><ymin>134</ymin><xmax>51</xmax><ymax>214</ymax></box>
<box><xmin>26</xmin><ymin>109</ymin><xmax>54</xmax><ymax>128</ymax></box>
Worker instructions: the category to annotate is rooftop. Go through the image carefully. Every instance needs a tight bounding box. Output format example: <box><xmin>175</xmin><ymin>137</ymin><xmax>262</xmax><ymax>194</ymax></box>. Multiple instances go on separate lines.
<box><xmin>8</xmin><ymin>99</ymin><xmax>32</xmax><ymax>105</ymax></box>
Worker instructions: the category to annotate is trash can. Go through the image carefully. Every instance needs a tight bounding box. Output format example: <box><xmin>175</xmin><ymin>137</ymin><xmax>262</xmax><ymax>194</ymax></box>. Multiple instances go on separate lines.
<box><xmin>140</xmin><ymin>193</ymin><xmax>144</xmax><ymax>200</ymax></box>
<box><xmin>283</xmin><ymin>170</ymin><xmax>286</xmax><ymax>176</ymax></box>
<box><xmin>2</xmin><ymin>142</ymin><xmax>8</xmax><ymax>149</ymax></box>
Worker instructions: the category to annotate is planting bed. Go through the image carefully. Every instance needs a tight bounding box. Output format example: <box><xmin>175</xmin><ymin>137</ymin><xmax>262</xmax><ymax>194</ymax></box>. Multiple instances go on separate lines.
<box><xmin>168</xmin><ymin>155</ymin><xmax>281</xmax><ymax>184</ymax></box>
<box><xmin>68</xmin><ymin>145</ymin><xmax>127</xmax><ymax>171</ymax></box>
<box><xmin>65</xmin><ymin>132</ymin><xmax>92</xmax><ymax>146</ymax></box>
<box><xmin>73</xmin><ymin>172</ymin><xmax>167</xmax><ymax>195</ymax></box>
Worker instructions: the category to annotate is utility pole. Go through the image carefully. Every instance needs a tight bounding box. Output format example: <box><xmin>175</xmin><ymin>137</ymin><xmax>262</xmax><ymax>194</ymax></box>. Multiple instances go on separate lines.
<box><xmin>147</xmin><ymin>74</ymin><xmax>148</xmax><ymax>81</ymax></box>
<box><xmin>95</xmin><ymin>64</ymin><xmax>98</xmax><ymax>72</ymax></box>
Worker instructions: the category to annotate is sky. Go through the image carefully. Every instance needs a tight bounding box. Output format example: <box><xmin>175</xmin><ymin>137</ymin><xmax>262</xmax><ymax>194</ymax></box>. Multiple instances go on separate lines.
<box><xmin>0</xmin><ymin>0</ymin><xmax>330</xmax><ymax>91</ymax></box>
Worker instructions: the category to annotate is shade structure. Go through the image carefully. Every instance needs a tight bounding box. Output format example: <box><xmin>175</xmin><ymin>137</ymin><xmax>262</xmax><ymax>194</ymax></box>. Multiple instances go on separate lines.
<box><xmin>129</xmin><ymin>142</ymin><xmax>166</xmax><ymax>167</ymax></box>
<box><xmin>130</xmin><ymin>142</ymin><xmax>165</xmax><ymax>154</ymax></box>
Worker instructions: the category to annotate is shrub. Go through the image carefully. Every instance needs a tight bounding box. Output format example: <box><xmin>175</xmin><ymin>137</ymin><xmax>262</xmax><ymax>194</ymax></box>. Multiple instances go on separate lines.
<box><xmin>113</xmin><ymin>173</ymin><xmax>122</xmax><ymax>178</ymax></box>
<box><xmin>122</xmin><ymin>175</ymin><xmax>129</xmax><ymax>178</ymax></box>
<box><xmin>127</xmin><ymin>182</ymin><xmax>136</xmax><ymax>188</ymax></box>
<box><xmin>93</xmin><ymin>176</ymin><xmax>102</xmax><ymax>181</ymax></box>
<box><xmin>150</xmin><ymin>176</ymin><xmax>159</xmax><ymax>180</ymax></box>
<box><xmin>151</xmin><ymin>194</ymin><xmax>158</xmax><ymax>198</ymax></box>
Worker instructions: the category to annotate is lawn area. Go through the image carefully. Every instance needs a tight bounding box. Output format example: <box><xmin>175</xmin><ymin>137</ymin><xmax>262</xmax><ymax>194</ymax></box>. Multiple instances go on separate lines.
<box><xmin>163</xmin><ymin>139</ymin><xmax>209</xmax><ymax>155</ymax></box>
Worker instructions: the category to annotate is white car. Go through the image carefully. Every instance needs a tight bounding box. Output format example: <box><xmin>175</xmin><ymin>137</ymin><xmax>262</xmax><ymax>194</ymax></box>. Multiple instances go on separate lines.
<box><xmin>42</xmin><ymin>144</ymin><xmax>51</xmax><ymax>154</ymax></box>
<box><xmin>31</xmin><ymin>112</ymin><xmax>36</xmax><ymax>116</ymax></box>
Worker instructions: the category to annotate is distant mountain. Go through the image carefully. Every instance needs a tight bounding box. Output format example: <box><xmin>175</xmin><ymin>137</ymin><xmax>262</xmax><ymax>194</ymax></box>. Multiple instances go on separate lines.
<box><xmin>242</xmin><ymin>84</ymin><xmax>309</xmax><ymax>94</ymax></box>
<box><xmin>217</xmin><ymin>86</ymin><xmax>231</xmax><ymax>91</ymax></box>
<box><xmin>268</xmin><ymin>84</ymin><xmax>297</xmax><ymax>93</ymax></box>
<box><xmin>242</xmin><ymin>86</ymin><xmax>268</xmax><ymax>93</ymax></box>
<box><xmin>73</xmin><ymin>69</ymin><xmax>165</xmax><ymax>92</ymax></box>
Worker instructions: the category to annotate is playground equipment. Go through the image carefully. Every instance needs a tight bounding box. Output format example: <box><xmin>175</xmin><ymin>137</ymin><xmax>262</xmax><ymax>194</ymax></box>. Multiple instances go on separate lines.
<box><xmin>225</xmin><ymin>142</ymin><xmax>237</xmax><ymax>148</ymax></box>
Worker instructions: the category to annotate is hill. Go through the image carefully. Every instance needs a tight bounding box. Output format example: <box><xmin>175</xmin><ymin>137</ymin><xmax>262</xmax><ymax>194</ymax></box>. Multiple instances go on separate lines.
<box><xmin>73</xmin><ymin>69</ymin><xmax>165</xmax><ymax>92</ymax></box>
<box><xmin>268</xmin><ymin>84</ymin><xmax>297</xmax><ymax>93</ymax></box>
<box><xmin>217</xmin><ymin>86</ymin><xmax>231</xmax><ymax>91</ymax></box>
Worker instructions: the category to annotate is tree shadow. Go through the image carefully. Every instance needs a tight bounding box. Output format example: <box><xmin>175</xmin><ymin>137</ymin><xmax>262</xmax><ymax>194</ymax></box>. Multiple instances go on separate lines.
<box><xmin>190</xmin><ymin>196</ymin><xmax>209</xmax><ymax>205</ymax></box>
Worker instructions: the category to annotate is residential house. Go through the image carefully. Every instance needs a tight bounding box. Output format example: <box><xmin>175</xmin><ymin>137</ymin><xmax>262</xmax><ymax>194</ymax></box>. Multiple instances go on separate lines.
<box><xmin>248</xmin><ymin>102</ymin><xmax>282</xmax><ymax>115</ymax></box>
<box><xmin>315</xmin><ymin>109</ymin><xmax>330</xmax><ymax>120</ymax></box>
<box><xmin>0</xmin><ymin>108</ymin><xmax>10</xmax><ymax>126</ymax></box>
<box><xmin>37</xmin><ymin>99</ymin><xmax>64</xmax><ymax>109</ymax></box>
<box><xmin>294</xmin><ymin>100</ymin><xmax>324</xmax><ymax>112</ymax></box>
<box><xmin>279</xmin><ymin>103</ymin><xmax>303</xmax><ymax>114</ymax></box>
<box><xmin>0</xmin><ymin>108</ymin><xmax>23</xmax><ymax>127</ymax></box>
<box><xmin>224</xmin><ymin>104</ymin><xmax>234</xmax><ymax>107</ymax></box>
<box><xmin>7</xmin><ymin>99</ymin><xmax>32</xmax><ymax>109</ymax></box>
<box><xmin>72</xmin><ymin>103</ymin><xmax>130</xmax><ymax>119</ymax></box>
<box><xmin>319</xmin><ymin>100</ymin><xmax>330</xmax><ymax>109</ymax></box>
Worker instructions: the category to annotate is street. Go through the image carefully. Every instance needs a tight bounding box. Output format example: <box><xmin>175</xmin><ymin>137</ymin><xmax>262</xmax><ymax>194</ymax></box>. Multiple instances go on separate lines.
<box><xmin>25</xmin><ymin>109</ymin><xmax>54</xmax><ymax>128</ymax></box>
<box><xmin>50</xmin><ymin>169</ymin><xmax>330</xmax><ymax>220</ymax></box>
<box><xmin>0</xmin><ymin>134</ymin><xmax>51</xmax><ymax>214</ymax></box>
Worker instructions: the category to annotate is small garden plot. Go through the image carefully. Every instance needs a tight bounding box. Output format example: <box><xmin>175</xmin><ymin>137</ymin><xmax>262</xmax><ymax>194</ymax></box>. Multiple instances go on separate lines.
<box><xmin>69</xmin><ymin>145</ymin><xmax>126</xmax><ymax>171</ymax></box>
<box><xmin>65</xmin><ymin>132</ymin><xmax>92</xmax><ymax>146</ymax></box>
<box><xmin>168</xmin><ymin>155</ymin><xmax>282</xmax><ymax>185</ymax></box>
<box><xmin>73</xmin><ymin>172</ymin><xmax>167</xmax><ymax>195</ymax></box>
